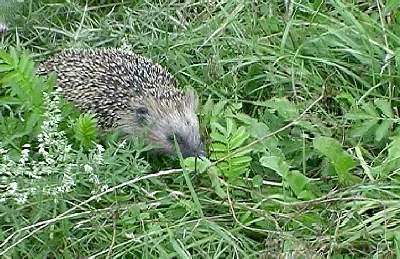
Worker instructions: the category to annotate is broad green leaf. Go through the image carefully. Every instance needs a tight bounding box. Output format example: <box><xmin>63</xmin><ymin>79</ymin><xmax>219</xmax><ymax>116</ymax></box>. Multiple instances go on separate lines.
<box><xmin>249</xmin><ymin>122</ymin><xmax>269</xmax><ymax>138</ymax></box>
<box><xmin>248</xmin><ymin>122</ymin><xmax>279</xmax><ymax>151</ymax></box>
<box><xmin>371</xmin><ymin>138</ymin><xmax>400</xmax><ymax>177</ymax></box>
<box><xmin>265</xmin><ymin>97</ymin><xmax>299</xmax><ymax>120</ymax></box>
<box><xmin>375</xmin><ymin>120</ymin><xmax>392</xmax><ymax>142</ymax></box>
<box><xmin>297</xmin><ymin>189</ymin><xmax>316</xmax><ymax>200</ymax></box>
<box><xmin>259</xmin><ymin>155</ymin><xmax>289</xmax><ymax>176</ymax></box>
<box><xmin>388</xmin><ymin>137</ymin><xmax>400</xmax><ymax>161</ymax></box>
<box><xmin>229</xmin><ymin>126</ymin><xmax>249</xmax><ymax>149</ymax></box>
<box><xmin>313</xmin><ymin>136</ymin><xmax>357</xmax><ymax>183</ymax></box>
<box><xmin>252</xmin><ymin>175</ymin><xmax>263</xmax><ymax>188</ymax></box>
<box><xmin>374</xmin><ymin>99</ymin><xmax>393</xmax><ymax>118</ymax></box>
<box><xmin>207</xmin><ymin>166</ymin><xmax>227</xmax><ymax>199</ymax></box>
<box><xmin>350</xmin><ymin>119</ymin><xmax>378</xmax><ymax>137</ymax></box>
<box><xmin>286</xmin><ymin>170</ymin><xmax>308</xmax><ymax>196</ymax></box>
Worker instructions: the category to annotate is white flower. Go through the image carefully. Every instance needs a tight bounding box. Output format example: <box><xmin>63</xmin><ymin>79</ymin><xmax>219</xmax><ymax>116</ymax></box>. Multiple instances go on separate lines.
<box><xmin>8</xmin><ymin>182</ymin><xmax>18</xmax><ymax>194</ymax></box>
<box><xmin>84</xmin><ymin>164</ymin><xmax>93</xmax><ymax>173</ymax></box>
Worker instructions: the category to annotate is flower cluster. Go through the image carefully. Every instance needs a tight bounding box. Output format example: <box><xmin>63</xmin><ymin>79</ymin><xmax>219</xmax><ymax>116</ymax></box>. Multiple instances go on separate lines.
<box><xmin>0</xmin><ymin>88</ymin><xmax>115</xmax><ymax>204</ymax></box>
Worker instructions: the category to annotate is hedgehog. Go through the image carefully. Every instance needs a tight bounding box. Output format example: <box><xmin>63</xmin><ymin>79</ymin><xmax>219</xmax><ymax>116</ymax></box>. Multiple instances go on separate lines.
<box><xmin>37</xmin><ymin>48</ymin><xmax>206</xmax><ymax>158</ymax></box>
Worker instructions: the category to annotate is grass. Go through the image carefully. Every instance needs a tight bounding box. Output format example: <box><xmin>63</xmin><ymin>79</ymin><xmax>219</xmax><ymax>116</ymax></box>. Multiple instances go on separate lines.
<box><xmin>1</xmin><ymin>0</ymin><xmax>400</xmax><ymax>258</ymax></box>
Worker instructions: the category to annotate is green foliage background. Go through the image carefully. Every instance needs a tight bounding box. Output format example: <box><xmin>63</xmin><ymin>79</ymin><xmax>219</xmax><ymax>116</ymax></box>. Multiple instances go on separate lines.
<box><xmin>1</xmin><ymin>0</ymin><xmax>400</xmax><ymax>258</ymax></box>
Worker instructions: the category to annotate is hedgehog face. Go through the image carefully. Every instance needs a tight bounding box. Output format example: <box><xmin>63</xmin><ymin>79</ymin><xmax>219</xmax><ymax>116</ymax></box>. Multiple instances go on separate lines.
<box><xmin>143</xmin><ymin>89</ymin><xmax>206</xmax><ymax>158</ymax></box>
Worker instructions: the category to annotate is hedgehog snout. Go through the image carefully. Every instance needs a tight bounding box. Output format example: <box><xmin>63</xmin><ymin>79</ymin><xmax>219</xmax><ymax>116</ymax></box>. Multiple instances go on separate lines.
<box><xmin>181</xmin><ymin>141</ymin><xmax>207</xmax><ymax>158</ymax></box>
<box><xmin>167</xmin><ymin>132</ymin><xmax>207</xmax><ymax>158</ymax></box>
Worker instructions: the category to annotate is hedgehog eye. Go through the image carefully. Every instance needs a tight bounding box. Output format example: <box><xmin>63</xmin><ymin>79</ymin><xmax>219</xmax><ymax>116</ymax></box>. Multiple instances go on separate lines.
<box><xmin>134</xmin><ymin>106</ymin><xmax>149</xmax><ymax>125</ymax></box>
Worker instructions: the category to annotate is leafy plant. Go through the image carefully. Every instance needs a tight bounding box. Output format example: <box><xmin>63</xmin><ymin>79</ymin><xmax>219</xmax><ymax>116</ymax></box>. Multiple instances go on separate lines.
<box><xmin>0</xmin><ymin>47</ymin><xmax>55</xmax><ymax>148</ymax></box>
<box><xmin>72</xmin><ymin>113</ymin><xmax>98</xmax><ymax>149</ymax></box>
<box><xmin>209</xmin><ymin>116</ymin><xmax>252</xmax><ymax>181</ymax></box>
<box><xmin>346</xmin><ymin>99</ymin><xmax>398</xmax><ymax>142</ymax></box>
<box><xmin>313</xmin><ymin>136</ymin><xmax>359</xmax><ymax>185</ymax></box>
<box><xmin>259</xmin><ymin>155</ymin><xmax>321</xmax><ymax>200</ymax></box>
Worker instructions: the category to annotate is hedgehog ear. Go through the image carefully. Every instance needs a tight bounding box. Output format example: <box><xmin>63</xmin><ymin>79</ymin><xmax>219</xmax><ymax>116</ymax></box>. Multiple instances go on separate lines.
<box><xmin>184</xmin><ymin>88</ymin><xmax>199</xmax><ymax>110</ymax></box>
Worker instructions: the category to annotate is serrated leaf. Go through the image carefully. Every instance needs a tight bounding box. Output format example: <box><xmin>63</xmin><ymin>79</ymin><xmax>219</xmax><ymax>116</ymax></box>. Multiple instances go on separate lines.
<box><xmin>226</xmin><ymin>117</ymin><xmax>235</xmax><ymax>137</ymax></box>
<box><xmin>9</xmin><ymin>47</ymin><xmax>19</xmax><ymax>68</ymax></box>
<box><xmin>210</xmin><ymin>131</ymin><xmax>227</xmax><ymax>143</ymax></box>
<box><xmin>0</xmin><ymin>96</ymin><xmax>22</xmax><ymax>105</ymax></box>
<box><xmin>0</xmin><ymin>64</ymin><xmax>12</xmax><ymax>72</ymax></box>
<box><xmin>74</xmin><ymin>113</ymin><xmax>97</xmax><ymax>148</ymax></box>
<box><xmin>374</xmin><ymin>99</ymin><xmax>393</xmax><ymax>118</ymax></box>
<box><xmin>24</xmin><ymin>110</ymin><xmax>42</xmax><ymax>134</ymax></box>
<box><xmin>361</xmin><ymin>102</ymin><xmax>379</xmax><ymax>117</ymax></box>
<box><xmin>18</xmin><ymin>54</ymin><xmax>29</xmax><ymax>75</ymax></box>
<box><xmin>234</xmin><ymin>112</ymin><xmax>256</xmax><ymax>125</ymax></box>
<box><xmin>385</xmin><ymin>0</ymin><xmax>400</xmax><ymax>14</ymax></box>
<box><xmin>350</xmin><ymin>119</ymin><xmax>378</xmax><ymax>137</ymax></box>
<box><xmin>183</xmin><ymin>157</ymin><xmax>211</xmax><ymax>174</ymax></box>
<box><xmin>249</xmin><ymin>122</ymin><xmax>269</xmax><ymax>138</ymax></box>
<box><xmin>0</xmin><ymin>51</ymin><xmax>13</xmax><ymax>65</ymax></box>
<box><xmin>375</xmin><ymin>120</ymin><xmax>392</xmax><ymax>142</ymax></box>
<box><xmin>226</xmin><ymin>164</ymin><xmax>249</xmax><ymax>178</ymax></box>
<box><xmin>211</xmin><ymin>121</ymin><xmax>227</xmax><ymax>136</ymax></box>
<box><xmin>210</xmin><ymin>143</ymin><xmax>227</xmax><ymax>152</ymax></box>
<box><xmin>212</xmin><ymin>100</ymin><xmax>228</xmax><ymax>117</ymax></box>
<box><xmin>313</xmin><ymin>136</ymin><xmax>357</xmax><ymax>183</ymax></box>
<box><xmin>230</xmin><ymin>155</ymin><xmax>252</xmax><ymax>165</ymax></box>
<box><xmin>264</xmin><ymin>97</ymin><xmax>299</xmax><ymax>120</ymax></box>
<box><xmin>210</xmin><ymin>153</ymin><xmax>225</xmax><ymax>160</ymax></box>
<box><xmin>1</xmin><ymin>70</ymin><xmax>19</xmax><ymax>84</ymax></box>
<box><xmin>346</xmin><ymin>112</ymin><xmax>376</xmax><ymax>120</ymax></box>
<box><xmin>259</xmin><ymin>155</ymin><xmax>289</xmax><ymax>176</ymax></box>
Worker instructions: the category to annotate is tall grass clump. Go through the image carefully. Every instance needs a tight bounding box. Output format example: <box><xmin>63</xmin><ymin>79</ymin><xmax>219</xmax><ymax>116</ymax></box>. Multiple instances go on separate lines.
<box><xmin>1</xmin><ymin>0</ymin><xmax>400</xmax><ymax>258</ymax></box>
